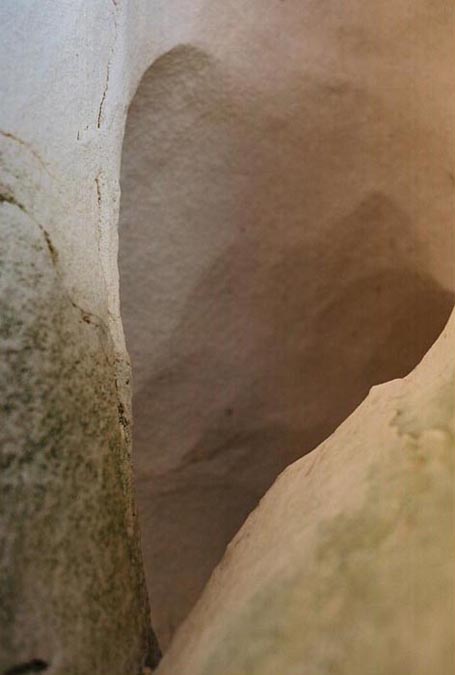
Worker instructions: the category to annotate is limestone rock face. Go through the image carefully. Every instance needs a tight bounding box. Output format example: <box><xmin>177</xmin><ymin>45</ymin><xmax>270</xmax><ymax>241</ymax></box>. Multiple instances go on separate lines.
<box><xmin>157</xmin><ymin>309</ymin><xmax>455</xmax><ymax>675</ymax></box>
<box><xmin>1</xmin><ymin>0</ymin><xmax>454</xmax><ymax>669</ymax></box>
<box><xmin>119</xmin><ymin>0</ymin><xmax>455</xmax><ymax>644</ymax></box>
<box><xmin>0</xmin><ymin>201</ymin><xmax>154</xmax><ymax>674</ymax></box>
<box><xmin>0</xmin><ymin>2</ymin><xmax>166</xmax><ymax>672</ymax></box>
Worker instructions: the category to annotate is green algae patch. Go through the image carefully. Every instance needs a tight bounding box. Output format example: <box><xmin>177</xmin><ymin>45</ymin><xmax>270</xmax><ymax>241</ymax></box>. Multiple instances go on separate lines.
<box><xmin>0</xmin><ymin>205</ymin><xmax>157</xmax><ymax>674</ymax></box>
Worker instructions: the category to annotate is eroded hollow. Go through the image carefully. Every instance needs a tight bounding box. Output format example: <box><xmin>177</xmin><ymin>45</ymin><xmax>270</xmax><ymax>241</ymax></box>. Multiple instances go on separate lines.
<box><xmin>3</xmin><ymin>660</ymin><xmax>48</xmax><ymax>675</ymax></box>
<box><xmin>119</xmin><ymin>45</ymin><xmax>454</xmax><ymax>649</ymax></box>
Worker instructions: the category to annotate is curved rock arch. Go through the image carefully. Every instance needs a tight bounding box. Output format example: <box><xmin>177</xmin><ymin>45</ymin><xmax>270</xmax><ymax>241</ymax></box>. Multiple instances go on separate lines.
<box><xmin>118</xmin><ymin>11</ymin><xmax>454</xmax><ymax>647</ymax></box>
<box><xmin>0</xmin><ymin>1</ymin><xmax>453</xmax><ymax>673</ymax></box>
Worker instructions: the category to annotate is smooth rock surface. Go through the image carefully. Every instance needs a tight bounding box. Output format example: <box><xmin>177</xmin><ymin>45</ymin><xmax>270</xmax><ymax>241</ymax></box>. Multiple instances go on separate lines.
<box><xmin>119</xmin><ymin>0</ymin><xmax>455</xmax><ymax>644</ymax></box>
<box><xmin>157</xmin><ymin>309</ymin><xmax>455</xmax><ymax>675</ymax></box>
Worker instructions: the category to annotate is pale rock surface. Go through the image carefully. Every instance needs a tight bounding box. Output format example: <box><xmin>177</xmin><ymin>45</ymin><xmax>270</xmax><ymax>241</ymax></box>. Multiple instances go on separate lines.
<box><xmin>1</xmin><ymin>0</ymin><xmax>454</xmax><ymax>669</ymax></box>
<box><xmin>119</xmin><ymin>0</ymin><xmax>455</xmax><ymax>644</ymax></box>
<box><xmin>157</xmin><ymin>309</ymin><xmax>455</xmax><ymax>675</ymax></box>
<box><xmin>0</xmin><ymin>2</ymin><xmax>173</xmax><ymax>672</ymax></box>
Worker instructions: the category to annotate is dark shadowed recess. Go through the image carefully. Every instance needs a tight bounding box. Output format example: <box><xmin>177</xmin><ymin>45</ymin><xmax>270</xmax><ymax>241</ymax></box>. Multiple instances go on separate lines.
<box><xmin>3</xmin><ymin>660</ymin><xmax>48</xmax><ymax>675</ymax></box>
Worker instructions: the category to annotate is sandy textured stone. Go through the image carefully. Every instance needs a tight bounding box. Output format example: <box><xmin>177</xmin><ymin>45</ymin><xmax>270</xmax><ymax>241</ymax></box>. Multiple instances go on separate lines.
<box><xmin>1</xmin><ymin>0</ymin><xmax>454</xmax><ymax>668</ymax></box>
<box><xmin>0</xmin><ymin>2</ymin><xmax>167</xmax><ymax>672</ymax></box>
<box><xmin>118</xmin><ymin>0</ymin><xmax>455</xmax><ymax>644</ymax></box>
<box><xmin>157</xmin><ymin>309</ymin><xmax>455</xmax><ymax>675</ymax></box>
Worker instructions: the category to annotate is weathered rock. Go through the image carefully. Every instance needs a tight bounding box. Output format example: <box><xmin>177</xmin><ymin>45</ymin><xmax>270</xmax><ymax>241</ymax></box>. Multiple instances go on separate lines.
<box><xmin>1</xmin><ymin>0</ymin><xmax>454</xmax><ymax>668</ymax></box>
<box><xmin>157</xmin><ymin>309</ymin><xmax>455</xmax><ymax>675</ymax></box>
<box><xmin>119</xmin><ymin>0</ymin><xmax>455</xmax><ymax>644</ymax></box>
<box><xmin>0</xmin><ymin>2</ymin><xmax>167</xmax><ymax>672</ymax></box>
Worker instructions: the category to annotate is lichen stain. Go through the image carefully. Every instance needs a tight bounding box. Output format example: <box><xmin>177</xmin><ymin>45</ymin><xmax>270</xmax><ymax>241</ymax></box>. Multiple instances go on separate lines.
<box><xmin>0</xmin><ymin>208</ymin><xmax>156</xmax><ymax>673</ymax></box>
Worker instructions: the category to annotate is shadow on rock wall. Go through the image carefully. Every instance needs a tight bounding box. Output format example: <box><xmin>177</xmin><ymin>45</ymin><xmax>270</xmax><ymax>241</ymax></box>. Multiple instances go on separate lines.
<box><xmin>119</xmin><ymin>45</ymin><xmax>454</xmax><ymax>647</ymax></box>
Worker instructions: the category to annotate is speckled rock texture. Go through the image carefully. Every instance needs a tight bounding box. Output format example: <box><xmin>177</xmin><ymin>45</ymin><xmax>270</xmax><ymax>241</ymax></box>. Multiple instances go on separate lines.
<box><xmin>0</xmin><ymin>199</ymin><xmax>156</xmax><ymax>674</ymax></box>
<box><xmin>118</xmin><ymin>0</ymin><xmax>455</xmax><ymax>644</ymax></box>
<box><xmin>157</xmin><ymin>309</ymin><xmax>455</xmax><ymax>675</ymax></box>
<box><xmin>0</xmin><ymin>2</ymin><xmax>168</xmax><ymax>672</ymax></box>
